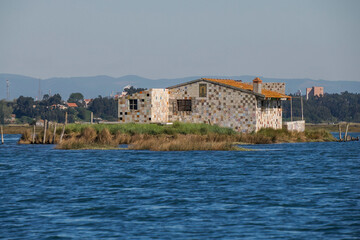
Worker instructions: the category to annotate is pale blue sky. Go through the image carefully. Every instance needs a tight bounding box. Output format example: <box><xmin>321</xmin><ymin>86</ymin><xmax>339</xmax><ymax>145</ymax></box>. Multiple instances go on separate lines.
<box><xmin>0</xmin><ymin>0</ymin><xmax>359</xmax><ymax>81</ymax></box>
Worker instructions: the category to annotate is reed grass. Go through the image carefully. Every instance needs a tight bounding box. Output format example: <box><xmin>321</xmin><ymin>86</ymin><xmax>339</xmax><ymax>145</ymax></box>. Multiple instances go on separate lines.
<box><xmin>19</xmin><ymin>123</ymin><xmax>336</xmax><ymax>150</ymax></box>
<box><xmin>128</xmin><ymin>134</ymin><xmax>248</xmax><ymax>151</ymax></box>
<box><xmin>65</xmin><ymin>122</ymin><xmax>236</xmax><ymax>136</ymax></box>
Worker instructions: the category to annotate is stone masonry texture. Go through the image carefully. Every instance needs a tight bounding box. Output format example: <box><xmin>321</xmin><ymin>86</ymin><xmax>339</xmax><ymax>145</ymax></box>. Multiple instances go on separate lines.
<box><xmin>118</xmin><ymin>79</ymin><xmax>287</xmax><ymax>133</ymax></box>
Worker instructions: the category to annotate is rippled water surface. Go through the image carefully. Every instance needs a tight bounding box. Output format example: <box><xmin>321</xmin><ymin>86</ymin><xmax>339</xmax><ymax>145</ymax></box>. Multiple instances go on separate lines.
<box><xmin>1</xmin><ymin>134</ymin><xmax>360</xmax><ymax>239</ymax></box>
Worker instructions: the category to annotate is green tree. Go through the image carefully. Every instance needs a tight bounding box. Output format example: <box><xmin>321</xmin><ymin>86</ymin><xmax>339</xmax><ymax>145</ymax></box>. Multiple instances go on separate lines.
<box><xmin>13</xmin><ymin>96</ymin><xmax>35</xmax><ymax>118</ymax></box>
<box><xmin>88</xmin><ymin>96</ymin><xmax>117</xmax><ymax>120</ymax></box>
<box><xmin>68</xmin><ymin>93</ymin><xmax>84</xmax><ymax>103</ymax></box>
<box><xmin>0</xmin><ymin>100</ymin><xmax>13</xmax><ymax>124</ymax></box>
<box><xmin>125</xmin><ymin>86</ymin><xmax>147</xmax><ymax>95</ymax></box>
<box><xmin>283</xmin><ymin>92</ymin><xmax>360</xmax><ymax>123</ymax></box>
<box><xmin>48</xmin><ymin>94</ymin><xmax>62</xmax><ymax>105</ymax></box>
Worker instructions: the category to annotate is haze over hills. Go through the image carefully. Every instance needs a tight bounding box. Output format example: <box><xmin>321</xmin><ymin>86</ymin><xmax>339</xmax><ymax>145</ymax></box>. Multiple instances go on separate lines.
<box><xmin>1</xmin><ymin>73</ymin><xmax>359</xmax><ymax>100</ymax></box>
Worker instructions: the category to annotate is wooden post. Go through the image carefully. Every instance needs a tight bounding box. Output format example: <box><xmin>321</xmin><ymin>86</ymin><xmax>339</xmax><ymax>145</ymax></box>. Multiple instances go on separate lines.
<box><xmin>60</xmin><ymin>112</ymin><xmax>68</xmax><ymax>143</ymax></box>
<box><xmin>344</xmin><ymin>123</ymin><xmax>349</xmax><ymax>142</ymax></box>
<box><xmin>1</xmin><ymin>125</ymin><xmax>4</xmax><ymax>144</ymax></box>
<box><xmin>52</xmin><ymin>123</ymin><xmax>57</xmax><ymax>144</ymax></box>
<box><xmin>91</xmin><ymin>112</ymin><xmax>93</xmax><ymax>124</ymax></box>
<box><xmin>43</xmin><ymin>120</ymin><xmax>47</xmax><ymax>144</ymax></box>
<box><xmin>32</xmin><ymin>125</ymin><xmax>36</xmax><ymax>143</ymax></box>
<box><xmin>300</xmin><ymin>95</ymin><xmax>304</xmax><ymax>121</ymax></box>
<box><xmin>290</xmin><ymin>97</ymin><xmax>293</xmax><ymax>122</ymax></box>
<box><xmin>338</xmin><ymin>124</ymin><xmax>342</xmax><ymax>141</ymax></box>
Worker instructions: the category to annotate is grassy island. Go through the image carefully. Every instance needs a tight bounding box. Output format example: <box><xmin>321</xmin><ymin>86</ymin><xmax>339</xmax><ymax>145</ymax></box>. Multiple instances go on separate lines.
<box><xmin>17</xmin><ymin>122</ymin><xmax>336</xmax><ymax>151</ymax></box>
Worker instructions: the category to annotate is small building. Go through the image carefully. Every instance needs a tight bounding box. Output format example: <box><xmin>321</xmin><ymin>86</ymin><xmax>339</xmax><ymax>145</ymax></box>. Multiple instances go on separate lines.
<box><xmin>66</xmin><ymin>102</ymin><xmax>78</xmax><ymax>108</ymax></box>
<box><xmin>118</xmin><ymin>78</ymin><xmax>291</xmax><ymax>133</ymax></box>
<box><xmin>84</xmin><ymin>99</ymin><xmax>92</xmax><ymax>108</ymax></box>
<box><xmin>306</xmin><ymin>86</ymin><xmax>324</xmax><ymax>100</ymax></box>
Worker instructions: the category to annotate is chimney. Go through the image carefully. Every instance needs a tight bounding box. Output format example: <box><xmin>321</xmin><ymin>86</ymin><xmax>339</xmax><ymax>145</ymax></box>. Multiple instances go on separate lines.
<box><xmin>253</xmin><ymin>77</ymin><xmax>262</xmax><ymax>94</ymax></box>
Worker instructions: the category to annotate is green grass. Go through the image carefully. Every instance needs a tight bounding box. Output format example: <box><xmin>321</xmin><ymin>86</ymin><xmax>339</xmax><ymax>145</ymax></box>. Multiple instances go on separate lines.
<box><xmin>65</xmin><ymin>122</ymin><xmax>236</xmax><ymax>136</ymax></box>
<box><xmin>305</xmin><ymin>129</ymin><xmax>336</xmax><ymax>142</ymax></box>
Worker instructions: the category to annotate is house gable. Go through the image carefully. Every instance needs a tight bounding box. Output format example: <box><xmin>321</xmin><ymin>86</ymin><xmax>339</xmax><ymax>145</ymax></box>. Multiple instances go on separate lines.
<box><xmin>167</xmin><ymin>80</ymin><xmax>258</xmax><ymax>132</ymax></box>
<box><xmin>167</xmin><ymin>78</ymin><xmax>265</xmax><ymax>99</ymax></box>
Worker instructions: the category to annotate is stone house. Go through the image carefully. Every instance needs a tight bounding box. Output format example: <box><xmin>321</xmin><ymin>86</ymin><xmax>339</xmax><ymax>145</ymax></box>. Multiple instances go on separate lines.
<box><xmin>118</xmin><ymin>78</ymin><xmax>291</xmax><ymax>133</ymax></box>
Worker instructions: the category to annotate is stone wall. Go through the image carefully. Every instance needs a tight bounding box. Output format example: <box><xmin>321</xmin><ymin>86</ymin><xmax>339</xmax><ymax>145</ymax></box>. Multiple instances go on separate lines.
<box><xmin>262</xmin><ymin>82</ymin><xmax>286</xmax><ymax>94</ymax></box>
<box><xmin>168</xmin><ymin>81</ymin><xmax>258</xmax><ymax>132</ymax></box>
<box><xmin>256</xmin><ymin>99</ymin><xmax>282</xmax><ymax>131</ymax></box>
<box><xmin>118</xmin><ymin>90</ymin><xmax>152</xmax><ymax>123</ymax></box>
<box><xmin>283</xmin><ymin>120</ymin><xmax>305</xmax><ymax>132</ymax></box>
<box><xmin>151</xmin><ymin>89</ymin><xmax>169</xmax><ymax>123</ymax></box>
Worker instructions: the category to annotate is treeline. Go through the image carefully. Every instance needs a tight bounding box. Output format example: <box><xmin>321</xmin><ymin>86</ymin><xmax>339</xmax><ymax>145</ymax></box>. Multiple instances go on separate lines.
<box><xmin>2</xmin><ymin>90</ymin><xmax>359</xmax><ymax>125</ymax></box>
<box><xmin>283</xmin><ymin>91</ymin><xmax>360</xmax><ymax>123</ymax></box>
<box><xmin>0</xmin><ymin>93</ymin><xmax>118</xmax><ymax>124</ymax></box>
<box><xmin>1</xmin><ymin>87</ymin><xmax>146</xmax><ymax>124</ymax></box>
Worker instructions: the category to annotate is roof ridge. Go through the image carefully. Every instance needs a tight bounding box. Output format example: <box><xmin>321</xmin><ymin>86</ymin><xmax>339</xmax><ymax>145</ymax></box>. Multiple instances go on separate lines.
<box><xmin>204</xmin><ymin>78</ymin><xmax>290</xmax><ymax>99</ymax></box>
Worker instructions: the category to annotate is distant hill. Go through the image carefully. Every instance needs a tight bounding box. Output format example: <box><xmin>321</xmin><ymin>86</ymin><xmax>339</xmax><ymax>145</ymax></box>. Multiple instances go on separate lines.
<box><xmin>1</xmin><ymin>73</ymin><xmax>359</xmax><ymax>100</ymax></box>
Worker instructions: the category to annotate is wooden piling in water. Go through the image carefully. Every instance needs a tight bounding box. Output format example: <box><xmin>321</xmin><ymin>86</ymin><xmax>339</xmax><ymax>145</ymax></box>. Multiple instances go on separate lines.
<box><xmin>60</xmin><ymin>112</ymin><xmax>68</xmax><ymax>143</ymax></box>
<box><xmin>43</xmin><ymin>120</ymin><xmax>47</xmax><ymax>144</ymax></box>
<box><xmin>290</xmin><ymin>98</ymin><xmax>293</xmax><ymax>122</ymax></box>
<box><xmin>344</xmin><ymin>123</ymin><xmax>349</xmax><ymax>142</ymax></box>
<box><xmin>32</xmin><ymin>125</ymin><xmax>36</xmax><ymax>144</ymax></box>
<box><xmin>53</xmin><ymin>123</ymin><xmax>57</xmax><ymax>144</ymax></box>
<box><xmin>338</xmin><ymin>124</ymin><xmax>342</xmax><ymax>141</ymax></box>
<box><xmin>1</xmin><ymin>125</ymin><xmax>4</xmax><ymax>144</ymax></box>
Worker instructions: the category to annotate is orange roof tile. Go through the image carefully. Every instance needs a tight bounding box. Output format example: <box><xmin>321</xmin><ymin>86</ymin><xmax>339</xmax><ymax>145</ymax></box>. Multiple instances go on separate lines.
<box><xmin>67</xmin><ymin>102</ymin><xmax>78</xmax><ymax>107</ymax></box>
<box><xmin>201</xmin><ymin>78</ymin><xmax>291</xmax><ymax>99</ymax></box>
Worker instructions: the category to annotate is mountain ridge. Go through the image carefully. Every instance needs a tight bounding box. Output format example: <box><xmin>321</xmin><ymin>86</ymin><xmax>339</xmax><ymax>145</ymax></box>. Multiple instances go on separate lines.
<box><xmin>1</xmin><ymin>73</ymin><xmax>359</xmax><ymax>100</ymax></box>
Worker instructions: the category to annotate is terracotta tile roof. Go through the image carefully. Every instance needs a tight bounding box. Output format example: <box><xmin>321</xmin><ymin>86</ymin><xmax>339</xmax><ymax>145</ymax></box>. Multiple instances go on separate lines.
<box><xmin>67</xmin><ymin>102</ymin><xmax>78</xmax><ymax>107</ymax></box>
<box><xmin>201</xmin><ymin>78</ymin><xmax>291</xmax><ymax>99</ymax></box>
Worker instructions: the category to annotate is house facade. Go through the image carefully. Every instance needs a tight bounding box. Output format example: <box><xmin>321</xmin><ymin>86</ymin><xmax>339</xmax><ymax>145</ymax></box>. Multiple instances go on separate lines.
<box><xmin>118</xmin><ymin>78</ymin><xmax>291</xmax><ymax>133</ymax></box>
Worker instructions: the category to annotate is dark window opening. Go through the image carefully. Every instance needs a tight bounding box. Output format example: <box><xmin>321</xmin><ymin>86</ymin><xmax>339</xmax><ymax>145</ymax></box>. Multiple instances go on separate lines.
<box><xmin>261</xmin><ymin>100</ymin><xmax>267</xmax><ymax>108</ymax></box>
<box><xmin>129</xmin><ymin>99</ymin><xmax>138</xmax><ymax>110</ymax></box>
<box><xmin>177</xmin><ymin>99</ymin><xmax>192</xmax><ymax>111</ymax></box>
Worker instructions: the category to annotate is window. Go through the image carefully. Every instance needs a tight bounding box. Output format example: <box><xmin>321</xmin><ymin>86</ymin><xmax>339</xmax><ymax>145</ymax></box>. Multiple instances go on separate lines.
<box><xmin>261</xmin><ymin>100</ymin><xmax>269</xmax><ymax>108</ymax></box>
<box><xmin>177</xmin><ymin>99</ymin><xmax>192</xmax><ymax>111</ymax></box>
<box><xmin>129</xmin><ymin>99</ymin><xmax>138</xmax><ymax>110</ymax></box>
<box><xmin>199</xmin><ymin>84</ymin><xmax>207</xmax><ymax>97</ymax></box>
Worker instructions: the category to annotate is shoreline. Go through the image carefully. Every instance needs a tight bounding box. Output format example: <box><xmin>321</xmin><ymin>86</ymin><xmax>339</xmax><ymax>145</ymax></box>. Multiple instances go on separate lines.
<box><xmin>3</xmin><ymin>123</ymin><xmax>360</xmax><ymax>135</ymax></box>
<box><xmin>13</xmin><ymin>123</ymin><xmax>337</xmax><ymax>151</ymax></box>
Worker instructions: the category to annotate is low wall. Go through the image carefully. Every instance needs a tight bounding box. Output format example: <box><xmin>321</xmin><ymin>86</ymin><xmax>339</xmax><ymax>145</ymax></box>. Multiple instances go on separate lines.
<box><xmin>284</xmin><ymin>120</ymin><xmax>305</xmax><ymax>132</ymax></box>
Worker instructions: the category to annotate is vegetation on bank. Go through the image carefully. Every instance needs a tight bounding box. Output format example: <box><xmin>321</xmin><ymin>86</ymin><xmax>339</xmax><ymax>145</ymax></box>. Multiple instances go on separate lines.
<box><xmin>17</xmin><ymin>122</ymin><xmax>336</xmax><ymax>151</ymax></box>
<box><xmin>283</xmin><ymin>92</ymin><xmax>360</xmax><ymax>123</ymax></box>
<box><xmin>305</xmin><ymin>123</ymin><xmax>360</xmax><ymax>132</ymax></box>
<box><xmin>1</xmin><ymin>87</ymin><xmax>147</xmax><ymax>124</ymax></box>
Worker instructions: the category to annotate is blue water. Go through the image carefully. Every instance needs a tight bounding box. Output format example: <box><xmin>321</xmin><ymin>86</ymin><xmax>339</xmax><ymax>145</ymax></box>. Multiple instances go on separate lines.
<box><xmin>1</xmin><ymin>134</ymin><xmax>359</xmax><ymax>239</ymax></box>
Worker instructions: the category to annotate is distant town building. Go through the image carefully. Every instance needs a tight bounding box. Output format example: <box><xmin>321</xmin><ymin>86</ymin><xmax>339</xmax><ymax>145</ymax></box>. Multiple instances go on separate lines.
<box><xmin>113</xmin><ymin>85</ymin><xmax>133</xmax><ymax>99</ymax></box>
<box><xmin>4</xmin><ymin>114</ymin><xmax>16</xmax><ymax>124</ymax></box>
<box><xmin>84</xmin><ymin>99</ymin><xmax>92</xmax><ymax>108</ymax></box>
<box><xmin>306</xmin><ymin>86</ymin><xmax>324</xmax><ymax>100</ymax></box>
<box><xmin>51</xmin><ymin>104</ymin><xmax>67</xmax><ymax>110</ymax></box>
<box><xmin>66</xmin><ymin>102</ymin><xmax>78</xmax><ymax>108</ymax></box>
